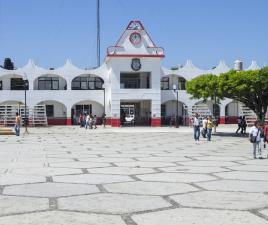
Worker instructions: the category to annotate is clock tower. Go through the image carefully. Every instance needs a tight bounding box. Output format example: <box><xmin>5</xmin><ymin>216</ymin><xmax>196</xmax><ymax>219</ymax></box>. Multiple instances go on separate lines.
<box><xmin>105</xmin><ymin>20</ymin><xmax>164</xmax><ymax>127</ymax></box>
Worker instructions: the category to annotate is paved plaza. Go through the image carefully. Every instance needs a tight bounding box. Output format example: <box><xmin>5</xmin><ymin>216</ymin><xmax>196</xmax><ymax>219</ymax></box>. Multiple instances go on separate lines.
<box><xmin>0</xmin><ymin>126</ymin><xmax>268</xmax><ymax>225</ymax></box>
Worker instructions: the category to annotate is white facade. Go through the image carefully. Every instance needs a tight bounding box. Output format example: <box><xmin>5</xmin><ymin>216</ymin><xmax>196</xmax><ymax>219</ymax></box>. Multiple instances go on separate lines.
<box><xmin>0</xmin><ymin>21</ymin><xmax>261</xmax><ymax>126</ymax></box>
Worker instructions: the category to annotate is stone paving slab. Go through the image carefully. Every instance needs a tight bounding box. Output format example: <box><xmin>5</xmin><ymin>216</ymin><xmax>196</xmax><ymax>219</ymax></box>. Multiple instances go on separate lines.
<box><xmin>78</xmin><ymin>157</ymin><xmax>136</xmax><ymax>163</ymax></box>
<box><xmin>58</xmin><ymin>193</ymin><xmax>171</xmax><ymax>214</ymax></box>
<box><xmin>197</xmin><ymin>180</ymin><xmax>268</xmax><ymax>192</ymax></box>
<box><xmin>214</xmin><ymin>171</ymin><xmax>268</xmax><ymax>181</ymax></box>
<box><xmin>11</xmin><ymin>167</ymin><xmax>82</xmax><ymax>176</ymax></box>
<box><xmin>104</xmin><ymin>181</ymin><xmax>198</xmax><ymax>195</ymax></box>
<box><xmin>260</xmin><ymin>209</ymin><xmax>268</xmax><ymax>217</ymax></box>
<box><xmin>0</xmin><ymin>126</ymin><xmax>268</xmax><ymax>225</ymax></box>
<box><xmin>0</xmin><ymin>162</ymin><xmax>45</xmax><ymax>169</ymax></box>
<box><xmin>179</xmin><ymin>160</ymin><xmax>241</xmax><ymax>167</ymax></box>
<box><xmin>0</xmin><ymin>196</ymin><xmax>48</xmax><ymax>216</ymax></box>
<box><xmin>3</xmin><ymin>182</ymin><xmax>99</xmax><ymax>197</ymax></box>
<box><xmin>114</xmin><ymin>161</ymin><xmax>178</xmax><ymax>168</ymax></box>
<box><xmin>53</xmin><ymin>173</ymin><xmax>134</xmax><ymax>184</ymax></box>
<box><xmin>0</xmin><ymin>174</ymin><xmax>45</xmax><ymax>185</ymax></box>
<box><xmin>132</xmin><ymin>208</ymin><xmax>268</xmax><ymax>225</ymax></box>
<box><xmin>170</xmin><ymin>191</ymin><xmax>268</xmax><ymax>210</ymax></box>
<box><xmin>137</xmin><ymin>172</ymin><xmax>216</xmax><ymax>183</ymax></box>
<box><xmin>159</xmin><ymin>165</ymin><xmax>230</xmax><ymax>173</ymax></box>
<box><xmin>227</xmin><ymin>165</ymin><xmax>268</xmax><ymax>172</ymax></box>
<box><xmin>88</xmin><ymin>167</ymin><xmax>156</xmax><ymax>175</ymax></box>
<box><xmin>0</xmin><ymin>211</ymin><xmax>127</xmax><ymax>225</ymax></box>
<box><xmin>49</xmin><ymin>161</ymin><xmax>112</xmax><ymax>169</ymax></box>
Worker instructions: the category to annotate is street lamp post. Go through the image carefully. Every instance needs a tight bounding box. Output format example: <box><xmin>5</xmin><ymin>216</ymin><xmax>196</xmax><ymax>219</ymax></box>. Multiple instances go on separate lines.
<box><xmin>213</xmin><ymin>89</ymin><xmax>217</xmax><ymax>133</ymax></box>
<box><xmin>23</xmin><ymin>77</ymin><xmax>29</xmax><ymax>134</ymax></box>
<box><xmin>173</xmin><ymin>84</ymin><xmax>179</xmax><ymax>128</ymax></box>
<box><xmin>103</xmin><ymin>87</ymin><xmax>105</xmax><ymax>115</ymax></box>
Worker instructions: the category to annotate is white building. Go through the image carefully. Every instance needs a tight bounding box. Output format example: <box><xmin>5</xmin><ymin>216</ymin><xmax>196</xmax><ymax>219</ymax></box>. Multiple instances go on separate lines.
<box><xmin>0</xmin><ymin>21</ymin><xmax>261</xmax><ymax>127</ymax></box>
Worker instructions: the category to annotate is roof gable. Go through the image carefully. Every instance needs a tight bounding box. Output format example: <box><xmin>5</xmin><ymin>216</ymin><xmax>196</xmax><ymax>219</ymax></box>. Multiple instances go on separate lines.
<box><xmin>107</xmin><ymin>20</ymin><xmax>164</xmax><ymax>58</ymax></box>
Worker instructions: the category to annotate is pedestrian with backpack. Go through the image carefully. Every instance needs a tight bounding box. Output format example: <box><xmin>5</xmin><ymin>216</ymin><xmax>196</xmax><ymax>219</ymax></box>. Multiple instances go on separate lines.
<box><xmin>249</xmin><ymin>120</ymin><xmax>262</xmax><ymax>159</ymax></box>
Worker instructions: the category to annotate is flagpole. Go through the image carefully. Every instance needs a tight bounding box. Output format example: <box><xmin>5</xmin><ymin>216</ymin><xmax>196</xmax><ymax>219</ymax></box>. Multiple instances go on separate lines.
<box><xmin>97</xmin><ymin>0</ymin><xmax>100</xmax><ymax>67</ymax></box>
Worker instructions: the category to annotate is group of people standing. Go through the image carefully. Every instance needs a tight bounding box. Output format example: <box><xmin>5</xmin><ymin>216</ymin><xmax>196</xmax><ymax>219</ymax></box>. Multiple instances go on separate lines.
<box><xmin>236</xmin><ymin>116</ymin><xmax>247</xmax><ymax>134</ymax></box>
<box><xmin>192</xmin><ymin>113</ymin><xmax>214</xmax><ymax>141</ymax></box>
<box><xmin>79</xmin><ymin>113</ymin><xmax>106</xmax><ymax>129</ymax></box>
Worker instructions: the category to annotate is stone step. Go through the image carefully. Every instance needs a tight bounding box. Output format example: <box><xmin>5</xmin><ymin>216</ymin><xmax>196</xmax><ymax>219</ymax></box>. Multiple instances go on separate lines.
<box><xmin>0</xmin><ymin>128</ymin><xmax>16</xmax><ymax>135</ymax></box>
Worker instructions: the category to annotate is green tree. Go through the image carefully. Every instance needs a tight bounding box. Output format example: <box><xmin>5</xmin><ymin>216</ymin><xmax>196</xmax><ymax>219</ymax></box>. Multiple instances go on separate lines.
<box><xmin>218</xmin><ymin>68</ymin><xmax>268</xmax><ymax>124</ymax></box>
<box><xmin>186</xmin><ymin>68</ymin><xmax>268</xmax><ymax>124</ymax></box>
<box><xmin>3</xmin><ymin>58</ymin><xmax>14</xmax><ymax>70</ymax></box>
<box><xmin>186</xmin><ymin>74</ymin><xmax>221</xmax><ymax>100</ymax></box>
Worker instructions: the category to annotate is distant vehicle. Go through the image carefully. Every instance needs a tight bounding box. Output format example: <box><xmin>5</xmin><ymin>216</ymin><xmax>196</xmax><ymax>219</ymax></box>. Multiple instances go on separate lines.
<box><xmin>125</xmin><ymin>114</ymin><xmax>135</xmax><ymax>125</ymax></box>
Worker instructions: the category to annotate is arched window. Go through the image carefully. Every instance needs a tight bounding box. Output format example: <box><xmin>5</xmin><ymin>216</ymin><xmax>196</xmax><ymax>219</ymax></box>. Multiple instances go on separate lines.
<box><xmin>178</xmin><ymin>77</ymin><xmax>186</xmax><ymax>90</ymax></box>
<box><xmin>72</xmin><ymin>75</ymin><xmax>104</xmax><ymax>90</ymax></box>
<box><xmin>35</xmin><ymin>75</ymin><xmax>67</xmax><ymax>90</ymax></box>
<box><xmin>161</xmin><ymin>77</ymin><xmax>169</xmax><ymax>90</ymax></box>
<box><xmin>38</xmin><ymin>77</ymin><xmax>59</xmax><ymax>90</ymax></box>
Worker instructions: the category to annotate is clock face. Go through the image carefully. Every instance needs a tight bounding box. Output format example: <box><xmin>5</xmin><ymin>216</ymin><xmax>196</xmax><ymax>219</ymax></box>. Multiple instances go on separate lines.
<box><xmin>129</xmin><ymin>32</ymin><xmax>141</xmax><ymax>45</ymax></box>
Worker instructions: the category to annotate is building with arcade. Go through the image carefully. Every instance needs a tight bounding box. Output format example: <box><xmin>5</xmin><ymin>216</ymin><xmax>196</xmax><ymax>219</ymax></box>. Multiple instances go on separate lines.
<box><xmin>0</xmin><ymin>21</ymin><xmax>261</xmax><ymax>127</ymax></box>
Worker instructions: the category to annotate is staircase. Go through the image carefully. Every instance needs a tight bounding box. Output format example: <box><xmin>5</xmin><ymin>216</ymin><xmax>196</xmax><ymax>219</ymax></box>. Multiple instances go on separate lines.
<box><xmin>0</xmin><ymin>127</ymin><xmax>15</xmax><ymax>135</ymax></box>
<box><xmin>192</xmin><ymin>104</ymin><xmax>212</xmax><ymax>118</ymax></box>
<box><xmin>0</xmin><ymin>105</ymin><xmax>19</xmax><ymax>127</ymax></box>
<box><xmin>31</xmin><ymin>105</ymin><xmax>48</xmax><ymax>126</ymax></box>
<box><xmin>240</xmin><ymin>105</ymin><xmax>257</xmax><ymax>127</ymax></box>
<box><xmin>190</xmin><ymin>104</ymin><xmax>212</xmax><ymax>126</ymax></box>
<box><xmin>0</xmin><ymin>105</ymin><xmax>47</xmax><ymax>127</ymax></box>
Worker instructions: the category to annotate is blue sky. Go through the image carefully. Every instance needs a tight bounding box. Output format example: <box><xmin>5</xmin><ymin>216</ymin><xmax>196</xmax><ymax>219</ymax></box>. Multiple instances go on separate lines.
<box><xmin>0</xmin><ymin>0</ymin><xmax>267</xmax><ymax>69</ymax></box>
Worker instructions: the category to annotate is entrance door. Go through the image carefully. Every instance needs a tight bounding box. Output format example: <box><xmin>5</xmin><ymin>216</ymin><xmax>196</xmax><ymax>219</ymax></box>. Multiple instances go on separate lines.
<box><xmin>75</xmin><ymin>105</ymin><xmax>92</xmax><ymax>116</ymax></box>
<box><xmin>120</xmin><ymin>104</ymin><xmax>135</xmax><ymax>126</ymax></box>
<box><xmin>120</xmin><ymin>101</ymin><xmax>151</xmax><ymax>126</ymax></box>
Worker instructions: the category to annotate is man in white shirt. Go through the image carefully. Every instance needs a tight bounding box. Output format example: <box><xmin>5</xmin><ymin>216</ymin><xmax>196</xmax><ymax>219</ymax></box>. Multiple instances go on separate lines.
<box><xmin>201</xmin><ymin>116</ymin><xmax>208</xmax><ymax>138</ymax></box>
<box><xmin>193</xmin><ymin>113</ymin><xmax>201</xmax><ymax>141</ymax></box>
<box><xmin>249</xmin><ymin>120</ymin><xmax>261</xmax><ymax>159</ymax></box>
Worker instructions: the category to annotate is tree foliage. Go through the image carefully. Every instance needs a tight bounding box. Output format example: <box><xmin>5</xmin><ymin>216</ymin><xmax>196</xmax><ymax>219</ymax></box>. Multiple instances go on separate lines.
<box><xmin>186</xmin><ymin>68</ymin><xmax>268</xmax><ymax>123</ymax></box>
<box><xmin>3</xmin><ymin>58</ymin><xmax>14</xmax><ymax>70</ymax></box>
<box><xmin>186</xmin><ymin>74</ymin><xmax>221</xmax><ymax>101</ymax></box>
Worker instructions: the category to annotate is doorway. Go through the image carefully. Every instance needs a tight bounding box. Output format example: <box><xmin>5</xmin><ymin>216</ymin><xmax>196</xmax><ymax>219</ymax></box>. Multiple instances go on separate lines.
<box><xmin>120</xmin><ymin>100</ymin><xmax>151</xmax><ymax>126</ymax></box>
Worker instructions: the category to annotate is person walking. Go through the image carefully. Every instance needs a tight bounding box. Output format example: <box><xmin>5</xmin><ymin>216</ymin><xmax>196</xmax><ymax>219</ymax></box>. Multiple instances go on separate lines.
<box><xmin>87</xmin><ymin>114</ymin><xmax>92</xmax><ymax>129</ymax></box>
<box><xmin>93</xmin><ymin>115</ymin><xmax>97</xmax><ymax>129</ymax></box>
<box><xmin>249</xmin><ymin>120</ymin><xmax>261</xmax><ymax>159</ymax></box>
<box><xmin>201</xmin><ymin>116</ymin><xmax>208</xmax><ymax>138</ymax></box>
<box><xmin>264</xmin><ymin>122</ymin><xmax>268</xmax><ymax>149</ymax></box>
<box><xmin>85</xmin><ymin>114</ymin><xmax>90</xmax><ymax>130</ymax></box>
<box><xmin>236</xmin><ymin>116</ymin><xmax>242</xmax><ymax>134</ymax></box>
<box><xmin>241</xmin><ymin>116</ymin><xmax>247</xmax><ymax>134</ymax></box>
<box><xmin>14</xmin><ymin>112</ymin><xmax>21</xmax><ymax>136</ymax></box>
<box><xmin>192</xmin><ymin>113</ymin><xmax>201</xmax><ymax>141</ymax></box>
<box><xmin>102</xmin><ymin>113</ymin><xmax>106</xmax><ymax>128</ymax></box>
<box><xmin>206</xmin><ymin>116</ymin><xmax>214</xmax><ymax>141</ymax></box>
<box><xmin>79</xmin><ymin>113</ymin><xmax>83</xmax><ymax>128</ymax></box>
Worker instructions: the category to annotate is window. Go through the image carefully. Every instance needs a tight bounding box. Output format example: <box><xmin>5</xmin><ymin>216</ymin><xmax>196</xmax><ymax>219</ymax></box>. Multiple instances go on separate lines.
<box><xmin>38</xmin><ymin>77</ymin><xmax>59</xmax><ymax>90</ymax></box>
<box><xmin>0</xmin><ymin>81</ymin><xmax>2</xmax><ymax>90</ymax></box>
<box><xmin>178</xmin><ymin>77</ymin><xmax>186</xmax><ymax>90</ymax></box>
<box><xmin>71</xmin><ymin>76</ymin><xmax>104</xmax><ymax>90</ymax></box>
<box><xmin>46</xmin><ymin>105</ymin><xmax>54</xmax><ymax>117</ymax></box>
<box><xmin>161</xmin><ymin>77</ymin><xmax>169</xmax><ymax>90</ymax></box>
<box><xmin>95</xmin><ymin>78</ymin><xmax>103</xmax><ymax>89</ymax></box>
<box><xmin>75</xmin><ymin>104</ymin><xmax>92</xmax><ymax>115</ymax></box>
<box><xmin>120</xmin><ymin>72</ymin><xmax>151</xmax><ymax>89</ymax></box>
<box><xmin>11</xmin><ymin>78</ymin><xmax>27</xmax><ymax>90</ymax></box>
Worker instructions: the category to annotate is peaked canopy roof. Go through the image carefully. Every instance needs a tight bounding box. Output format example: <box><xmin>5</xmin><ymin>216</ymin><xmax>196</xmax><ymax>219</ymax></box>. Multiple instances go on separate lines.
<box><xmin>161</xmin><ymin>60</ymin><xmax>261</xmax><ymax>80</ymax></box>
<box><xmin>0</xmin><ymin>59</ymin><xmax>109</xmax><ymax>82</ymax></box>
